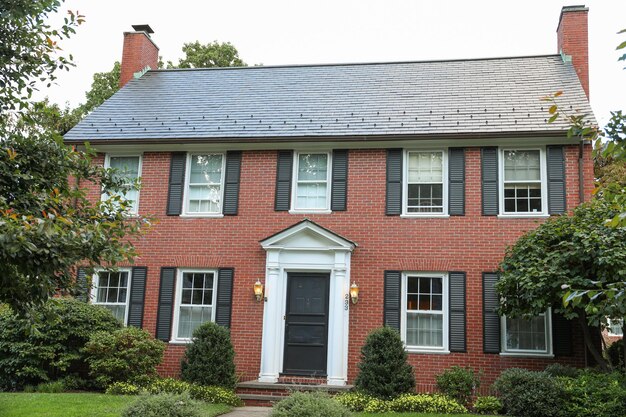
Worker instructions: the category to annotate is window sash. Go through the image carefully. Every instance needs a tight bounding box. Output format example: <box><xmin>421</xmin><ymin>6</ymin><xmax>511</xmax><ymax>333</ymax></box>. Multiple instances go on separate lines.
<box><xmin>184</xmin><ymin>154</ymin><xmax>225</xmax><ymax>215</ymax></box>
<box><xmin>502</xmin><ymin>313</ymin><xmax>550</xmax><ymax>354</ymax></box>
<box><xmin>405</xmin><ymin>151</ymin><xmax>446</xmax><ymax>214</ymax></box>
<box><xmin>104</xmin><ymin>155</ymin><xmax>141</xmax><ymax>214</ymax></box>
<box><xmin>500</xmin><ymin>149</ymin><xmax>545</xmax><ymax>215</ymax></box>
<box><xmin>402</xmin><ymin>273</ymin><xmax>448</xmax><ymax>351</ymax></box>
<box><xmin>92</xmin><ymin>270</ymin><xmax>131</xmax><ymax>324</ymax></box>
<box><xmin>173</xmin><ymin>270</ymin><xmax>217</xmax><ymax>341</ymax></box>
<box><xmin>293</xmin><ymin>152</ymin><xmax>331</xmax><ymax>210</ymax></box>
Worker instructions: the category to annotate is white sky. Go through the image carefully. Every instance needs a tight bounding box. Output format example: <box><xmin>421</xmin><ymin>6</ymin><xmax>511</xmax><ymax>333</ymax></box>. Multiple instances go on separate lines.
<box><xmin>43</xmin><ymin>0</ymin><xmax>625</xmax><ymax>127</ymax></box>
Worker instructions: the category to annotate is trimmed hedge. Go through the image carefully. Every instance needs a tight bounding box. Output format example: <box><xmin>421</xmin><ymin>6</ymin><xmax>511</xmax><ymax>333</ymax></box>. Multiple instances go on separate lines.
<box><xmin>335</xmin><ymin>391</ymin><xmax>467</xmax><ymax>414</ymax></box>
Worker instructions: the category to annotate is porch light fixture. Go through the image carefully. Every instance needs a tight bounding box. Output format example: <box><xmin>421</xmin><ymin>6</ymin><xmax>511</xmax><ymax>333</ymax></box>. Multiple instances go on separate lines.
<box><xmin>254</xmin><ymin>280</ymin><xmax>264</xmax><ymax>302</ymax></box>
<box><xmin>350</xmin><ymin>282</ymin><xmax>359</xmax><ymax>304</ymax></box>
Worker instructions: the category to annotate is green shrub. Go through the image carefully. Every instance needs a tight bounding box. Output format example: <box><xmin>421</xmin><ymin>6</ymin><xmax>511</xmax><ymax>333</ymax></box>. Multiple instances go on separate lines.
<box><xmin>560</xmin><ymin>370</ymin><xmax>626</xmax><ymax>417</ymax></box>
<box><xmin>493</xmin><ymin>368</ymin><xmax>565</xmax><ymax>417</ymax></box>
<box><xmin>142</xmin><ymin>377</ymin><xmax>242</xmax><ymax>406</ymax></box>
<box><xmin>354</xmin><ymin>327</ymin><xmax>415</xmax><ymax>399</ymax></box>
<box><xmin>606</xmin><ymin>339</ymin><xmax>624</xmax><ymax>370</ymax></box>
<box><xmin>0</xmin><ymin>299</ymin><xmax>121</xmax><ymax>390</ymax></box>
<box><xmin>35</xmin><ymin>380</ymin><xmax>65</xmax><ymax>393</ymax></box>
<box><xmin>435</xmin><ymin>366</ymin><xmax>480</xmax><ymax>406</ymax></box>
<box><xmin>544</xmin><ymin>363</ymin><xmax>580</xmax><ymax>378</ymax></box>
<box><xmin>121</xmin><ymin>393</ymin><xmax>203</xmax><ymax>417</ymax></box>
<box><xmin>472</xmin><ymin>396</ymin><xmax>502</xmax><ymax>415</ymax></box>
<box><xmin>83</xmin><ymin>326</ymin><xmax>165</xmax><ymax>388</ymax></box>
<box><xmin>106</xmin><ymin>381</ymin><xmax>141</xmax><ymax>395</ymax></box>
<box><xmin>58</xmin><ymin>375</ymin><xmax>90</xmax><ymax>391</ymax></box>
<box><xmin>389</xmin><ymin>393</ymin><xmax>467</xmax><ymax>414</ymax></box>
<box><xmin>180</xmin><ymin>322</ymin><xmax>237</xmax><ymax>389</ymax></box>
<box><xmin>334</xmin><ymin>391</ymin><xmax>373</xmax><ymax>412</ymax></box>
<box><xmin>362</xmin><ymin>397</ymin><xmax>391</xmax><ymax>413</ymax></box>
<box><xmin>270</xmin><ymin>391</ymin><xmax>351</xmax><ymax>417</ymax></box>
<box><xmin>145</xmin><ymin>378</ymin><xmax>191</xmax><ymax>395</ymax></box>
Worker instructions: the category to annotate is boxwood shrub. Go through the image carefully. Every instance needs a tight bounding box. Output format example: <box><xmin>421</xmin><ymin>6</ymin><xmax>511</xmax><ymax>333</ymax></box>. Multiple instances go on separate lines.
<box><xmin>493</xmin><ymin>368</ymin><xmax>566</xmax><ymax>417</ymax></box>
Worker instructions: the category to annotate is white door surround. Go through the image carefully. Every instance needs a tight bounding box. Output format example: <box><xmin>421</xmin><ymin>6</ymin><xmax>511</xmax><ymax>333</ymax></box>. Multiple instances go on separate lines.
<box><xmin>258</xmin><ymin>220</ymin><xmax>357</xmax><ymax>386</ymax></box>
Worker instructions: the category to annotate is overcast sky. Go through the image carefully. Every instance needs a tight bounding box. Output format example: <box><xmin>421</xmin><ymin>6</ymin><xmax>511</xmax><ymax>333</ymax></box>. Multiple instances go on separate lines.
<box><xmin>43</xmin><ymin>0</ymin><xmax>625</xmax><ymax>127</ymax></box>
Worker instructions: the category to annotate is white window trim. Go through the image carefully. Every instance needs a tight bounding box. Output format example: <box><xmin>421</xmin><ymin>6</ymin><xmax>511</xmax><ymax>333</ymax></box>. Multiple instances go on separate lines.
<box><xmin>90</xmin><ymin>267</ymin><xmax>133</xmax><ymax>325</ymax></box>
<box><xmin>401</xmin><ymin>271</ymin><xmax>449</xmax><ymax>354</ymax></box>
<box><xmin>289</xmin><ymin>151</ymin><xmax>332</xmax><ymax>213</ymax></box>
<box><xmin>402</xmin><ymin>149</ymin><xmax>449</xmax><ymax>217</ymax></box>
<box><xmin>500</xmin><ymin>310</ymin><xmax>553</xmax><ymax>357</ymax></box>
<box><xmin>171</xmin><ymin>268</ymin><xmax>218</xmax><ymax>344</ymax></box>
<box><xmin>607</xmin><ymin>318</ymin><xmax>624</xmax><ymax>336</ymax></box>
<box><xmin>182</xmin><ymin>153</ymin><xmax>226</xmax><ymax>217</ymax></box>
<box><xmin>102</xmin><ymin>154</ymin><xmax>142</xmax><ymax>215</ymax></box>
<box><xmin>498</xmin><ymin>147</ymin><xmax>548</xmax><ymax>218</ymax></box>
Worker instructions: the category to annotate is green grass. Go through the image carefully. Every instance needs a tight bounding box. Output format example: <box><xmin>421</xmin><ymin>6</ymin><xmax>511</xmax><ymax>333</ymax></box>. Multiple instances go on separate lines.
<box><xmin>353</xmin><ymin>406</ymin><xmax>506</xmax><ymax>416</ymax></box>
<box><xmin>0</xmin><ymin>393</ymin><xmax>232</xmax><ymax>417</ymax></box>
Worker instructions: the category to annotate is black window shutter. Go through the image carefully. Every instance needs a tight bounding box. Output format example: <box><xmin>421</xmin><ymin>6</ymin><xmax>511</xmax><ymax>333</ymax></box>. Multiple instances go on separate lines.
<box><xmin>167</xmin><ymin>153</ymin><xmax>186</xmax><ymax>216</ymax></box>
<box><xmin>386</xmin><ymin>149</ymin><xmax>403</xmax><ymax>215</ymax></box>
<box><xmin>223</xmin><ymin>151</ymin><xmax>242</xmax><ymax>215</ymax></box>
<box><xmin>547</xmin><ymin>146</ymin><xmax>566</xmax><ymax>214</ymax></box>
<box><xmin>156</xmin><ymin>267</ymin><xmax>176</xmax><ymax>341</ymax></box>
<box><xmin>552</xmin><ymin>311</ymin><xmax>573</xmax><ymax>356</ymax></box>
<box><xmin>384</xmin><ymin>271</ymin><xmax>401</xmax><ymax>331</ymax></box>
<box><xmin>76</xmin><ymin>268</ymin><xmax>89</xmax><ymax>302</ymax></box>
<box><xmin>482</xmin><ymin>272</ymin><xmax>501</xmax><ymax>353</ymax></box>
<box><xmin>449</xmin><ymin>271</ymin><xmax>466</xmax><ymax>352</ymax></box>
<box><xmin>127</xmin><ymin>267</ymin><xmax>147</xmax><ymax>328</ymax></box>
<box><xmin>481</xmin><ymin>147</ymin><xmax>499</xmax><ymax>216</ymax></box>
<box><xmin>275</xmin><ymin>150</ymin><xmax>293</xmax><ymax>211</ymax></box>
<box><xmin>216</xmin><ymin>268</ymin><xmax>234</xmax><ymax>328</ymax></box>
<box><xmin>448</xmin><ymin>148</ymin><xmax>465</xmax><ymax>216</ymax></box>
<box><xmin>331</xmin><ymin>149</ymin><xmax>349</xmax><ymax>211</ymax></box>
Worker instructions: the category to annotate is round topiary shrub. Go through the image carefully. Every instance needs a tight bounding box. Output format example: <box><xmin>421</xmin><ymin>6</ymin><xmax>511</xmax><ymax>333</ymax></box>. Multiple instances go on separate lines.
<box><xmin>180</xmin><ymin>322</ymin><xmax>237</xmax><ymax>389</ymax></box>
<box><xmin>354</xmin><ymin>326</ymin><xmax>415</xmax><ymax>399</ymax></box>
<box><xmin>121</xmin><ymin>393</ymin><xmax>203</xmax><ymax>417</ymax></box>
<box><xmin>435</xmin><ymin>366</ymin><xmax>480</xmax><ymax>406</ymax></box>
<box><xmin>0</xmin><ymin>298</ymin><xmax>121</xmax><ymax>390</ymax></box>
<box><xmin>83</xmin><ymin>326</ymin><xmax>165</xmax><ymax>388</ymax></box>
<box><xmin>493</xmin><ymin>368</ymin><xmax>566</xmax><ymax>417</ymax></box>
<box><xmin>270</xmin><ymin>391</ymin><xmax>351</xmax><ymax>417</ymax></box>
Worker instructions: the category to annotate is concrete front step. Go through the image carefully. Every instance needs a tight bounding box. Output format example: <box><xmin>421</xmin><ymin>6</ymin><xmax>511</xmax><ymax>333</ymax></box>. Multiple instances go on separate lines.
<box><xmin>236</xmin><ymin>380</ymin><xmax>354</xmax><ymax>406</ymax></box>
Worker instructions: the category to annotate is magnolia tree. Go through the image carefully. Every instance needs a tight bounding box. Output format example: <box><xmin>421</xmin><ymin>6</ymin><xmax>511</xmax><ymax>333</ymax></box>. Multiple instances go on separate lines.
<box><xmin>496</xmin><ymin>200</ymin><xmax>626</xmax><ymax>370</ymax></box>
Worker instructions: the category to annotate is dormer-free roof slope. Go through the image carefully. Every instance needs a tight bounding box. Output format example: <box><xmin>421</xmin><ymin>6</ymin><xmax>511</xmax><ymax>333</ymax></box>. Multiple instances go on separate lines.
<box><xmin>64</xmin><ymin>55</ymin><xmax>594</xmax><ymax>143</ymax></box>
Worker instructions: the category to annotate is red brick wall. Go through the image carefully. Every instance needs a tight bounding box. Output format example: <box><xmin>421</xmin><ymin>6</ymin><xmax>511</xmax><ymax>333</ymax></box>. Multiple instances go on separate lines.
<box><xmin>85</xmin><ymin>145</ymin><xmax>590</xmax><ymax>388</ymax></box>
<box><xmin>557</xmin><ymin>7</ymin><xmax>589</xmax><ymax>98</ymax></box>
<box><xmin>119</xmin><ymin>32</ymin><xmax>159</xmax><ymax>88</ymax></box>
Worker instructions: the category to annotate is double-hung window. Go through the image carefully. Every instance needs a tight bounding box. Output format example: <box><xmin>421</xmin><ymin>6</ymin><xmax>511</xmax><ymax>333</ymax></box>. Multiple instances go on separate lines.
<box><xmin>104</xmin><ymin>155</ymin><xmax>141</xmax><ymax>215</ymax></box>
<box><xmin>501</xmin><ymin>312</ymin><xmax>552</xmax><ymax>355</ymax></box>
<box><xmin>292</xmin><ymin>152</ymin><xmax>331</xmax><ymax>211</ymax></box>
<box><xmin>172</xmin><ymin>270</ymin><xmax>217</xmax><ymax>341</ymax></box>
<box><xmin>184</xmin><ymin>154</ymin><xmax>225</xmax><ymax>215</ymax></box>
<box><xmin>405</xmin><ymin>151</ymin><xmax>446</xmax><ymax>215</ymax></box>
<box><xmin>402</xmin><ymin>272</ymin><xmax>448</xmax><ymax>352</ymax></box>
<box><xmin>501</xmin><ymin>149</ymin><xmax>546</xmax><ymax>215</ymax></box>
<box><xmin>91</xmin><ymin>269</ymin><xmax>132</xmax><ymax>324</ymax></box>
<box><xmin>608</xmin><ymin>318</ymin><xmax>624</xmax><ymax>336</ymax></box>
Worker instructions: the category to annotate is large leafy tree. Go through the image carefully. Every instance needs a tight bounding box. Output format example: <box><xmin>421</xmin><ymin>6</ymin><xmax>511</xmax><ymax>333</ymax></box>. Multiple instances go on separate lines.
<box><xmin>167</xmin><ymin>41</ymin><xmax>246</xmax><ymax>69</ymax></box>
<box><xmin>0</xmin><ymin>0</ymin><xmax>145</xmax><ymax>316</ymax></box>
<box><xmin>496</xmin><ymin>200</ymin><xmax>626</xmax><ymax>370</ymax></box>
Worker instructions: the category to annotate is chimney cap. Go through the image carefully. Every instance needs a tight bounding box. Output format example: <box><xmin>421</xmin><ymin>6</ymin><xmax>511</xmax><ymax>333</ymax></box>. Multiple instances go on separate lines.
<box><xmin>131</xmin><ymin>24</ymin><xmax>154</xmax><ymax>34</ymax></box>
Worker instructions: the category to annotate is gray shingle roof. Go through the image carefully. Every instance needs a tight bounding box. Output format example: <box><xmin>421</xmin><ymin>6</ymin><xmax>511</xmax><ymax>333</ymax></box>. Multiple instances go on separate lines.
<box><xmin>64</xmin><ymin>55</ymin><xmax>594</xmax><ymax>143</ymax></box>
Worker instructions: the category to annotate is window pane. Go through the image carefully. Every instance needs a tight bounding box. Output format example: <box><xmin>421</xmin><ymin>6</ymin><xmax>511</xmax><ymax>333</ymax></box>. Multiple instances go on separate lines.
<box><xmin>407</xmin><ymin>184</ymin><xmax>443</xmax><ymax>213</ymax></box>
<box><xmin>109</xmin><ymin>157</ymin><xmax>139</xmax><ymax>180</ymax></box>
<box><xmin>406</xmin><ymin>312</ymin><xmax>443</xmax><ymax>347</ymax></box>
<box><xmin>98</xmin><ymin>275</ymin><xmax>109</xmax><ymax>288</ymax></box>
<box><xmin>181</xmin><ymin>289</ymin><xmax>192</xmax><ymax>304</ymax></box>
<box><xmin>177</xmin><ymin>306</ymin><xmax>212</xmax><ymax>339</ymax></box>
<box><xmin>408</xmin><ymin>152</ymin><xmax>443</xmax><ymax>183</ymax></box>
<box><xmin>298</xmin><ymin>154</ymin><xmax>328</xmax><ymax>181</ymax></box>
<box><xmin>504</xmin><ymin>184</ymin><xmax>542</xmax><ymax>213</ymax></box>
<box><xmin>109</xmin><ymin>272</ymin><xmax>120</xmax><ymax>288</ymax></box>
<box><xmin>418</xmin><ymin>277</ymin><xmax>430</xmax><ymax>293</ymax></box>
<box><xmin>504</xmin><ymin>150</ymin><xmax>540</xmax><ymax>181</ymax></box>
<box><xmin>189</xmin><ymin>154</ymin><xmax>222</xmax><ymax>184</ymax></box>
<box><xmin>104</xmin><ymin>305</ymin><xmax>126</xmax><ymax>323</ymax></box>
<box><xmin>97</xmin><ymin>288</ymin><xmax>107</xmax><ymax>303</ymax></box>
<box><xmin>118</xmin><ymin>288</ymin><xmax>127</xmax><ymax>303</ymax></box>
<box><xmin>182</xmin><ymin>273</ymin><xmax>193</xmax><ymax>289</ymax></box>
<box><xmin>506</xmin><ymin>315</ymin><xmax>547</xmax><ymax>351</ymax></box>
<box><xmin>407</xmin><ymin>277</ymin><xmax>419</xmax><ymax>293</ymax></box>
<box><xmin>407</xmin><ymin>294</ymin><xmax>418</xmax><ymax>310</ymax></box>
<box><xmin>107</xmin><ymin>288</ymin><xmax>118</xmax><ymax>303</ymax></box>
<box><xmin>296</xmin><ymin>183</ymin><xmax>327</xmax><ymax>209</ymax></box>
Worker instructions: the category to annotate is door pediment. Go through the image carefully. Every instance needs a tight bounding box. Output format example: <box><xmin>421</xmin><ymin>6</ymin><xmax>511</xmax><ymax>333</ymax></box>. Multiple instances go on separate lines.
<box><xmin>260</xmin><ymin>219</ymin><xmax>357</xmax><ymax>252</ymax></box>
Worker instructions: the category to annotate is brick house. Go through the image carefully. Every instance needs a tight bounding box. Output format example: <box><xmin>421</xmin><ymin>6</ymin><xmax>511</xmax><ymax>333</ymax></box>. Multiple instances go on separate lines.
<box><xmin>65</xmin><ymin>6</ymin><xmax>596</xmax><ymax>393</ymax></box>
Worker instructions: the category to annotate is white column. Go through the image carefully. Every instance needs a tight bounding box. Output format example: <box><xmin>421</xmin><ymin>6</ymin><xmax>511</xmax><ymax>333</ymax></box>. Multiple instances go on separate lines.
<box><xmin>258</xmin><ymin>254</ymin><xmax>281</xmax><ymax>383</ymax></box>
<box><xmin>327</xmin><ymin>251</ymin><xmax>349</xmax><ymax>386</ymax></box>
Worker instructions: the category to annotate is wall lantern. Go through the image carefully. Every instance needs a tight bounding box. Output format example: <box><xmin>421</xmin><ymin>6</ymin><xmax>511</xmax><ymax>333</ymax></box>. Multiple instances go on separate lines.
<box><xmin>254</xmin><ymin>280</ymin><xmax>264</xmax><ymax>302</ymax></box>
<box><xmin>350</xmin><ymin>282</ymin><xmax>359</xmax><ymax>304</ymax></box>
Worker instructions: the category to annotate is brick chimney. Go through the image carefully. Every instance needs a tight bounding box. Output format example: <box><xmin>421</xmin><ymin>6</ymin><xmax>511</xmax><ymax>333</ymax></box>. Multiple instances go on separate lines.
<box><xmin>119</xmin><ymin>24</ymin><xmax>159</xmax><ymax>88</ymax></box>
<box><xmin>557</xmin><ymin>5</ymin><xmax>589</xmax><ymax>98</ymax></box>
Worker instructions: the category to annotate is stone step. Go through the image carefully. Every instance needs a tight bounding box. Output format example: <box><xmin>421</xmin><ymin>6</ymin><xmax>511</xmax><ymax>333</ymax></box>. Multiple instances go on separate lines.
<box><xmin>236</xmin><ymin>380</ymin><xmax>354</xmax><ymax>406</ymax></box>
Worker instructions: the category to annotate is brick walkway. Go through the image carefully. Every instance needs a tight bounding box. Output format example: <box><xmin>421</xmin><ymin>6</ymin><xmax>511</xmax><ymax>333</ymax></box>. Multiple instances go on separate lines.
<box><xmin>222</xmin><ymin>406</ymin><xmax>272</xmax><ymax>417</ymax></box>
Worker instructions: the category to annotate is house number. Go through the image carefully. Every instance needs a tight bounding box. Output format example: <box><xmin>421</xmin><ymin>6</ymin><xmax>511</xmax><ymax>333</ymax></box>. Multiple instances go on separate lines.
<box><xmin>344</xmin><ymin>294</ymin><xmax>349</xmax><ymax>311</ymax></box>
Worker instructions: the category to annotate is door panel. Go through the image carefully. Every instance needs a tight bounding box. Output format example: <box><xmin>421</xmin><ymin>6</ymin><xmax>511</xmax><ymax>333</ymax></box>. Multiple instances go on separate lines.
<box><xmin>283</xmin><ymin>273</ymin><xmax>330</xmax><ymax>376</ymax></box>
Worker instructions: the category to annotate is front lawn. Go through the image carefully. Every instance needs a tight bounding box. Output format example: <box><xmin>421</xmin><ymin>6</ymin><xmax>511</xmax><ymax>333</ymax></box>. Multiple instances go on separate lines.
<box><xmin>0</xmin><ymin>393</ymin><xmax>232</xmax><ymax>417</ymax></box>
